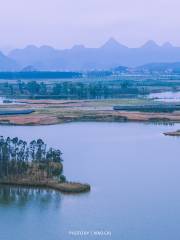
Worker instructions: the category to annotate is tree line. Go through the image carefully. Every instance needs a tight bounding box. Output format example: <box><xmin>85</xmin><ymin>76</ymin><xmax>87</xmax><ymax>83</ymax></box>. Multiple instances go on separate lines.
<box><xmin>0</xmin><ymin>80</ymin><xmax>145</xmax><ymax>99</ymax></box>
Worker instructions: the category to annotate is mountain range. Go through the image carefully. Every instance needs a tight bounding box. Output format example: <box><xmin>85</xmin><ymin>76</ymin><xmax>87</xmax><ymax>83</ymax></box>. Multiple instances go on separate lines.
<box><xmin>1</xmin><ymin>38</ymin><xmax>180</xmax><ymax>71</ymax></box>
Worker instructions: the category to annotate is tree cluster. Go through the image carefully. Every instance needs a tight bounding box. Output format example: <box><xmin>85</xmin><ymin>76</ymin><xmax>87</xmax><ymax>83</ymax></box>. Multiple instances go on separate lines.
<box><xmin>0</xmin><ymin>80</ymin><xmax>142</xmax><ymax>99</ymax></box>
<box><xmin>0</xmin><ymin>136</ymin><xmax>63</xmax><ymax>181</ymax></box>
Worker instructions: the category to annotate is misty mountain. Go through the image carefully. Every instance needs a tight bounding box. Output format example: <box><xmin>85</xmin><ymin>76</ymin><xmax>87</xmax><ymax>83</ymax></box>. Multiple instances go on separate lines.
<box><xmin>9</xmin><ymin>45</ymin><xmax>61</xmax><ymax>70</ymax></box>
<box><xmin>0</xmin><ymin>52</ymin><xmax>18</xmax><ymax>71</ymax></box>
<box><xmin>5</xmin><ymin>39</ymin><xmax>180</xmax><ymax>71</ymax></box>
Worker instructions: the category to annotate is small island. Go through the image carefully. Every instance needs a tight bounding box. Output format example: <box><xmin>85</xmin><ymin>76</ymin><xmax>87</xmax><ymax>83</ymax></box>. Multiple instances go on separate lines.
<box><xmin>0</xmin><ymin>136</ymin><xmax>90</xmax><ymax>193</ymax></box>
<box><xmin>164</xmin><ymin>130</ymin><xmax>180</xmax><ymax>136</ymax></box>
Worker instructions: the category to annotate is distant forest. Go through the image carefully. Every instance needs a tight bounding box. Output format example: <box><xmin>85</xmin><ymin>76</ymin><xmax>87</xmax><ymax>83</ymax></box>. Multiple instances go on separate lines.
<box><xmin>0</xmin><ymin>72</ymin><xmax>82</xmax><ymax>79</ymax></box>
<box><xmin>0</xmin><ymin>80</ymin><xmax>144</xmax><ymax>99</ymax></box>
<box><xmin>0</xmin><ymin>71</ymin><xmax>180</xmax><ymax>99</ymax></box>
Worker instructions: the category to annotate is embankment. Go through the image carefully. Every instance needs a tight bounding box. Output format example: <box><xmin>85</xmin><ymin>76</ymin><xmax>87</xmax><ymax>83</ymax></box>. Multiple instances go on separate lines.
<box><xmin>0</xmin><ymin>180</ymin><xmax>91</xmax><ymax>193</ymax></box>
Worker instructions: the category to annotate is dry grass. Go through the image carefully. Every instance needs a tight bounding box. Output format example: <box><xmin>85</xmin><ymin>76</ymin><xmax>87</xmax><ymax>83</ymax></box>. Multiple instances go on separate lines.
<box><xmin>0</xmin><ymin>180</ymin><xmax>91</xmax><ymax>193</ymax></box>
<box><xmin>0</xmin><ymin>98</ymin><xmax>180</xmax><ymax>125</ymax></box>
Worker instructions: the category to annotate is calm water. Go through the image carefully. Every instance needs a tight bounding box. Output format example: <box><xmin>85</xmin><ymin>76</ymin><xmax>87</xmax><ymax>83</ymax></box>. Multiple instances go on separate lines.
<box><xmin>148</xmin><ymin>91</ymin><xmax>180</xmax><ymax>102</ymax></box>
<box><xmin>0</xmin><ymin>97</ymin><xmax>24</xmax><ymax>105</ymax></box>
<box><xmin>0</xmin><ymin>122</ymin><xmax>180</xmax><ymax>240</ymax></box>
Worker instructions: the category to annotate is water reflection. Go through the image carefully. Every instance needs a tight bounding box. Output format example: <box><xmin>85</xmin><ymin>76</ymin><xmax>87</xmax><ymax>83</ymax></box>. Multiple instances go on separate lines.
<box><xmin>0</xmin><ymin>185</ymin><xmax>61</xmax><ymax>209</ymax></box>
<box><xmin>0</xmin><ymin>123</ymin><xmax>180</xmax><ymax>240</ymax></box>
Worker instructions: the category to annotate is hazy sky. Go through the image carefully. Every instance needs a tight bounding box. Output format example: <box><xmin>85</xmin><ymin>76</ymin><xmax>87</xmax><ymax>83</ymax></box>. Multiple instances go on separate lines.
<box><xmin>1</xmin><ymin>0</ymin><xmax>180</xmax><ymax>51</ymax></box>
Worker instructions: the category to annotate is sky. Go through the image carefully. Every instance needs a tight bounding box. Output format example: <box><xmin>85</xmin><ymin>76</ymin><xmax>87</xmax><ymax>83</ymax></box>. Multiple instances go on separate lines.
<box><xmin>0</xmin><ymin>0</ymin><xmax>180</xmax><ymax>52</ymax></box>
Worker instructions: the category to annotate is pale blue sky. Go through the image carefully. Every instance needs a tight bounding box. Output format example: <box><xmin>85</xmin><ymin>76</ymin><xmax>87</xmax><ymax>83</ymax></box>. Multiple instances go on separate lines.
<box><xmin>1</xmin><ymin>0</ymin><xmax>180</xmax><ymax>51</ymax></box>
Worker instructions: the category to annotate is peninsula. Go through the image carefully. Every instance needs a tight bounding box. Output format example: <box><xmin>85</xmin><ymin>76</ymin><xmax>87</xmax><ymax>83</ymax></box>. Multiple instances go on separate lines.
<box><xmin>164</xmin><ymin>130</ymin><xmax>180</xmax><ymax>136</ymax></box>
<box><xmin>0</xmin><ymin>136</ymin><xmax>90</xmax><ymax>193</ymax></box>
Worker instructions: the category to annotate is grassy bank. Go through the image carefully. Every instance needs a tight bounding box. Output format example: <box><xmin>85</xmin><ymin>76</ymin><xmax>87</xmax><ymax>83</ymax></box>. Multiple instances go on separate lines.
<box><xmin>0</xmin><ymin>180</ymin><xmax>91</xmax><ymax>193</ymax></box>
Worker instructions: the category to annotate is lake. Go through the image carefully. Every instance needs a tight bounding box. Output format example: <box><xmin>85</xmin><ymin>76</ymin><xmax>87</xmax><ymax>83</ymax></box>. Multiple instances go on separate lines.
<box><xmin>0</xmin><ymin>122</ymin><xmax>180</xmax><ymax>240</ymax></box>
<box><xmin>148</xmin><ymin>91</ymin><xmax>180</xmax><ymax>102</ymax></box>
<box><xmin>0</xmin><ymin>96</ymin><xmax>24</xmax><ymax>105</ymax></box>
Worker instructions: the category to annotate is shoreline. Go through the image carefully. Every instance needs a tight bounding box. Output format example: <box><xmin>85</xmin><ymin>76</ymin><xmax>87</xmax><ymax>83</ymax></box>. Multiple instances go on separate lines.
<box><xmin>0</xmin><ymin>180</ymin><xmax>91</xmax><ymax>193</ymax></box>
<box><xmin>0</xmin><ymin>111</ymin><xmax>180</xmax><ymax>126</ymax></box>
<box><xmin>164</xmin><ymin>130</ymin><xmax>180</xmax><ymax>136</ymax></box>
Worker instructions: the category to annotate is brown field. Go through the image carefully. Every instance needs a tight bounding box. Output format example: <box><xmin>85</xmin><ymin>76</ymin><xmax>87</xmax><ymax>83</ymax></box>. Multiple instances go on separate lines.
<box><xmin>0</xmin><ymin>98</ymin><xmax>180</xmax><ymax>125</ymax></box>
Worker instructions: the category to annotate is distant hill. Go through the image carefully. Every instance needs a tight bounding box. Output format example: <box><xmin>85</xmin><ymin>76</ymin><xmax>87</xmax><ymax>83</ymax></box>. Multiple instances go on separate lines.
<box><xmin>9</xmin><ymin>45</ymin><xmax>61</xmax><ymax>70</ymax></box>
<box><xmin>113</xmin><ymin>65</ymin><xmax>129</xmax><ymax>73</ymax></box>
<box><xmin>21</xmin><ymin>65</ymin><xmax>38</xmax><ymax>72</ymax></box>
<box><xmin>0</xmin><ymin>52</ymin><xmax>18</xmax><ymax>71</ymax></box>
<box><xmin>1</xmin><ymin>39</ymin><xmax>180</xmax><ymax>71</ymax></box>
<box><xmin>137</xmin><ymin>62</ymin><xmax>180</xmax><ymax>73</ymax></box>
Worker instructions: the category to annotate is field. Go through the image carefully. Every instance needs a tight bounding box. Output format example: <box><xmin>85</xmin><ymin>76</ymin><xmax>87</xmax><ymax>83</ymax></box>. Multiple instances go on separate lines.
<box><xmin>0</xmin><ymin>98</ymin><xmax>179</xmax><ymax>125</ymax></box>
<box><xmin>0</xmin><ymin>74</ymin><xmax>179</xmax><ymax>125</ymax></box>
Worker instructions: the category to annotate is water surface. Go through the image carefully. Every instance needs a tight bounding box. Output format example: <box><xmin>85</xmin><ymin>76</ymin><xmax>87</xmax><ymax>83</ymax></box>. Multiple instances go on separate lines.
<box><xmin>0</xmin><ymin>122</ymin><xmax>180</xmax><ymax>240</ymax></box>
<box><xmin>148</xmin><ymin>91</ymin><xmax>180</xmax><ymax>102</ymax></box>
